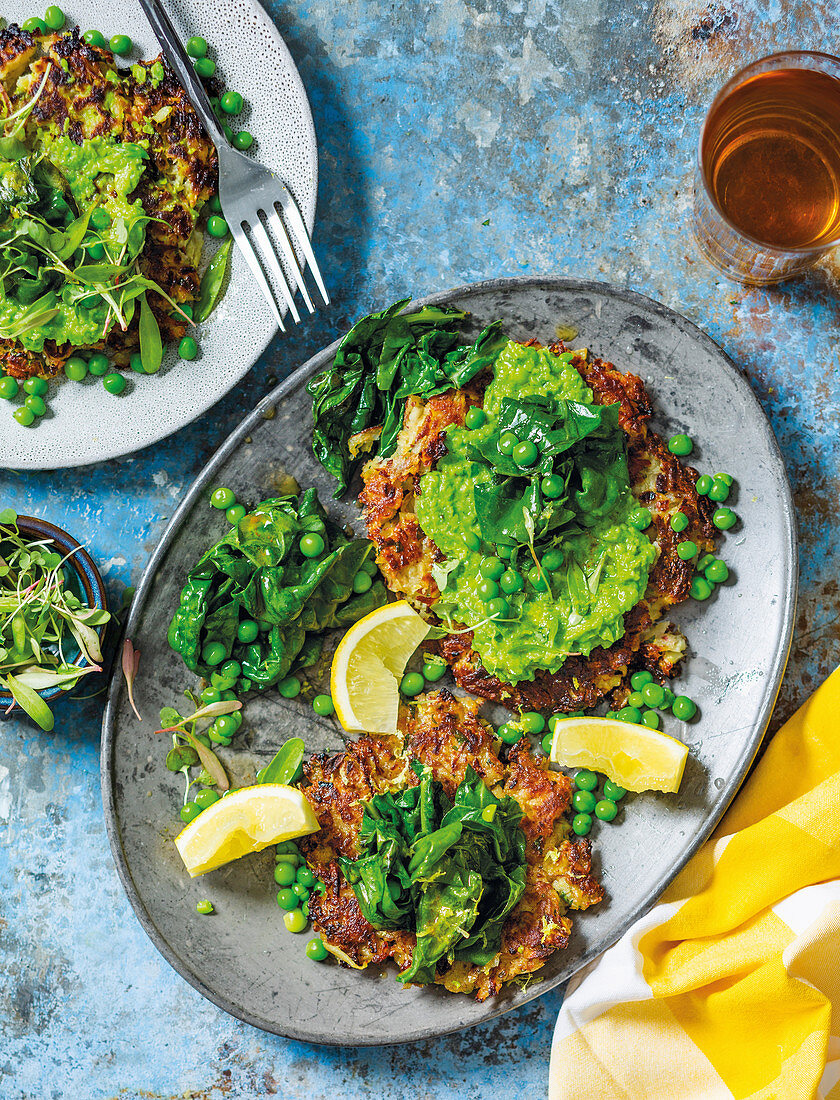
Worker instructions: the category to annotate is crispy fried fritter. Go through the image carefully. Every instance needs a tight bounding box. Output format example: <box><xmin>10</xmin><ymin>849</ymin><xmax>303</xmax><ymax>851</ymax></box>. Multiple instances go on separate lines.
<box><xmin>299</xmin><ymin>690</ymin><xmax>602</xmax><ymax>999</ymax></box>
<box><xmin>359</xmin><ymin>341</ymin><xmax>717</xmax><ymax>711</ymax></box>
<box><xmin>0</xmin><ymin>27</ymin><xmax>216</xmax><ymax>378</ymax></box>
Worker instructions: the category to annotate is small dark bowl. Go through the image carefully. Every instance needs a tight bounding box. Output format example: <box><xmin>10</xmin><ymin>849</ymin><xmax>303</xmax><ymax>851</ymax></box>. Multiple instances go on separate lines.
<box><xmin>0</xmin><ymin>515</ymin><xmax>108</xmax><ymax>718</ymax></box>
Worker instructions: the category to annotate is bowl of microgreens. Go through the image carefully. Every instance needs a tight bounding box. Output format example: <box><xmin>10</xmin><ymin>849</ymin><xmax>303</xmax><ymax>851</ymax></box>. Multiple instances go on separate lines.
<box><xmin>0</xmin><ymin>509</ymin><xmax>110</xmax><ymax>730</ymax></box>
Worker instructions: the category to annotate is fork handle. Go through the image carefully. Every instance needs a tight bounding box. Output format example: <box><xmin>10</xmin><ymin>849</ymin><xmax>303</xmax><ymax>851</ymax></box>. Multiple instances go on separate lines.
<box><xmin>137</xmin><ymin>0</ymin><xmax>227</xmax><ymax>146</ymax></box>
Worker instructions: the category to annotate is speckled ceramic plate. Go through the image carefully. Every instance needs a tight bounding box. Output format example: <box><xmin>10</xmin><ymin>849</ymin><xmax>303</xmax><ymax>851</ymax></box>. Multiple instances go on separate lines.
<box><xmin>102</xmin><ymin>278</ymin><xmax>797</xmax><ymax>1045</ymax></box>
<box><xmin>3</xmin><ymin>0</ymin><xmax>317</xmax><ymax>471</ymax></box>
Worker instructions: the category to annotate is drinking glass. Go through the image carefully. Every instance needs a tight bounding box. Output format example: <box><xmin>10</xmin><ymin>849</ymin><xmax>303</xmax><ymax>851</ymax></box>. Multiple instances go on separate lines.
<box><xmin>693</xmin><ymin>51</ymin><xmax>840</xmax><ymax>285</ymax></box>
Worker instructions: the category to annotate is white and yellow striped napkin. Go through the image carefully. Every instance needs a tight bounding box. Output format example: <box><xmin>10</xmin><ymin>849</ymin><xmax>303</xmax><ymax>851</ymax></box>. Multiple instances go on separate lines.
<box><xmin>550</xmin><ymin>667</ymin><xmax>840</xmax><ymax>1099</ymax></box>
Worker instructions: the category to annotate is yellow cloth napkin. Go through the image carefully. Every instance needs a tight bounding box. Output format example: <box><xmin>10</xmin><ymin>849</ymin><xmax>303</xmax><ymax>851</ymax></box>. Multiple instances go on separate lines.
<box><xmin>550</xmin><ymin>667</ymin><xmax>840</xmax><ymax>1100</ymax></box>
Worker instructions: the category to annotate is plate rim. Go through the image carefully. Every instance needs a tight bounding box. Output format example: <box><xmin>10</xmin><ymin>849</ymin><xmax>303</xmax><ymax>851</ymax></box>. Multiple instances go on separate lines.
<box><xmin>6</xmin><ymin>0</ymin><xmax>318</xmax><ymax>471</ymax></box>
<box><xmin>101</xmin><ymin>275</ymin><xmax>798</xmax><ymax>1045</ymax></box>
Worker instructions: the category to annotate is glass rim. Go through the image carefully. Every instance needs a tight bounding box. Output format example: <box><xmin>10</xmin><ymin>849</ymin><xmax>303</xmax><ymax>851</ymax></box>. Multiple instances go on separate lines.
<box><xmin>696</xmin><ymin>49</ymin><xmax>840</xmax><ymax>255</ymax></box>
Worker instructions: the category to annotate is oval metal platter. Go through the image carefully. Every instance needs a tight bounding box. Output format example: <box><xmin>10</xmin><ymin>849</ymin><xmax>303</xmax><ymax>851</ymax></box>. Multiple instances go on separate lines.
<box><xmin>3</xmin><ymin>0</ymin><xmax>317</xmax><ymax>469</ymax></box>
<box><xmin>102</xmin><ymin>277</ymin><xmax>797</xmax><ymax>1045</ymax></box>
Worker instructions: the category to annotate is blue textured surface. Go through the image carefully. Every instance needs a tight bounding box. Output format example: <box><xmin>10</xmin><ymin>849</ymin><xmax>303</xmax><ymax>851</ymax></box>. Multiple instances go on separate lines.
<box><xmin>2</xmin><ymin>1</ymin><xmax>838</xmax><ymax>1096</ymax></box>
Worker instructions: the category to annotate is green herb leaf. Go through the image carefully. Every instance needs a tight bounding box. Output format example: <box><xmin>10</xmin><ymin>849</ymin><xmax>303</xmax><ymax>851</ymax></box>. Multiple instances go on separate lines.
<box><xmin>166</xmin><ymin>744</ymin><xmax>199</xmax><ymax>772</ymax></box>
<box><xmin>195</xmin><ymin>238</ymin><xmax>232</xmax><ymax>323</ymax></box>
<box><xmin>4</xmin><ymin>671</ymin><xmax>54</xmax><ymax>730</ymax></box>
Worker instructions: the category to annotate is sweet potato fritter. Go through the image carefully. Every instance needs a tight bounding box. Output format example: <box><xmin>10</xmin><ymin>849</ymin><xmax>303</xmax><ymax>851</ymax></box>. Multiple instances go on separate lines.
<box><xmin>0</xmin><ymin>26</ymin><xmax>216</xmax><ymax>377</ymax></box>
<box><xmin>299</xmin><ymin>690</ymin><xmax>603</xmax><ymax>1000</ymax></box>
<box><xmin>358</xmin><ymin>342</ymin><xmax>717</xmax><ymax>712</ymax></box>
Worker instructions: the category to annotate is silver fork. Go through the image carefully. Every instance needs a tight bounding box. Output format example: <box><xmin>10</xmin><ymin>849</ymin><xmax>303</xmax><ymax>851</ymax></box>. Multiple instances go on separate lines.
<box><xmin>138</xmin><ymin>0</ymin><xmax>329</xmax><ymax>332</ymax></box>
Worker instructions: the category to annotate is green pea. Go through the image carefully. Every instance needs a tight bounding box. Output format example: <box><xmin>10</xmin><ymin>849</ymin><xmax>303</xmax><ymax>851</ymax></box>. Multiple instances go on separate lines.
<box><xmin>284</xmin><ymin>908</ymin><xmax>307</xmax><ymax>933</ymax></box>
<box><xmin>24</xmin><ymin>395</ymin><xmax>46</xmax><ymax>417</ymax></box>
<box><xmin>401</xmin><ymin>672</ymin><xmax>424</xmax><ymax>697</ymax></box>
<box><xmin>210</xmin><ymin>487</ymin><xmax>235</xmax><ymax>509</ymax></box>
<box><xmin>670</xmin><ymin>512</ymin><xmax>689</xmax><ymax>533</ymax></box>
<box><xmin>296</xmin><ymin>866</ymin><xmax>315</xmax><ymax>888</ymax></box>
<box><xmin>423</xmin><ymin>660</ymin><xmax>447</xmax><ymax>683</ymax></box>
<box><xmin>708</xmin><ymin>479</ymin><xmax>730</xmax><ymax>503</ymax></box>
<box><xmin>480</xmin><ymin>556</ymin><xmax>504</xmax><ymax>580</ymax></box>
<box><xmin>572</xmin><ymin>813</ymin><xmax>592</xmax><ymax>836</ymax></box>
<box><xmin>542</xmin><ymin>547</ymin><xmax>564</xmax><ymax>571</ymax></box>
<box><xmin>463</xmin><ymin>531</ymin><xmax>481</xmax><ymax>552</ymax></box>
<box><xmin>24</xmin><ymin>376</ymin><xmax>48</xmax><ymax>396</ymax></box>
<box><xmin>603</xmin><ymin>779</ymin><xmax>626</xmax><ymax>801</ymax></box>
<box><xmin>713</xmin><ymin>507</ymin><xmax>737</xmax><ymax>530</ymax></box>
<box><xmin>179</xmin><ymin>302</ymin><xmax>194</xmax><ymax>320</ymax></box>
<box><xmin>312</xmin><ymin>694</ymin><xmax>334</xmax><ymax>717</ymax></box>
<box><xmin>90</xmin><ymin>206</ymin><xmax>111</xmax><ymax>230</ymax></box>
<box><xmin>541</xmin><ymin>474</ymin><xmax>564</xmax><ymax>498</ymax></box>
<box><xmin>64</xmin><ymin>356</ymin><xmax>88</xmax><ymax>381</ymax></box>
<box><xmin>498</xmin><ymin>723</ymin><xmax>522</xmax><ymax>744</ymax></box>
<box><xmin>276</xmin><ymin>841</ymin><xmax>301</xmax><ymax>857</ymax></box>
<box><xmin>641</xmin><ymin>682</ymin><xmax>665</xmax><ymax>707</ymax></box>
<box><xmin>690</xmin><ymin>576</ymin><xmax>713</xmax><ymax>601</ymax></box>
<box><xmin>207</xmin><ymin>215</ymin><xmax>229</xmax><ymax>238</ymax></box>
<box><xmin>195</xmin><ymin>789</ymin><xmax>220</xmax><ymax>810</ymax></box>
<box><xmin>180</xmin><ymin>801</ymin><xmax>201</xmax><ymax>824</ymax></box>
<box><xmin>179</xmin><ymin>336</ymin><xmax>198</xmax><ymax>360</ymax></box>
<box><xmin>129</xmin><ymin>352</ymin><xmax>145</xmax><ymax>374</ymax></box>
<box><xmin>214</xmin><ymin>715</ymin><xmax>237</xmax><ymax>738</ymax></box>
<box><xmin>88</xmin><ymin>353</ymin><xmax>109</xmax><ymax>376</ymax></box>
<box><xmin>22</xmin><ymin>17</ymin><xmax>47</xmax><ymax>33</ymax></box>
<box><xmin>109</xmin><ymin>34</ymin><xmax>132</xmax><ymax>56</ymax></box>
<box><xmin>361</xmin><ymin>556</ymin><xmax>378</xmax><ymax>576</ymax></box>
<box><xmin>300</xmin><ymin>533</ymin><xmax>325</xmax><ymax>558</ymax></box>
<box><xmin>641</xmin><ymin>709</ymin><xmax>660</xmax><ymax>729</ymax></box>
<box><xmin>672</xmin><ymin>695</ymin><xmax>697</xmax><ymax>721</ymax></box>
<box><xmin>220</xmin><ymin>660</ymin><xmax>241</xmax><ymax>681</ymax></box>
<box><xmin>233</xmin><ymin>130</ymin><xmax>254</xmax><ymax>151</ymax></box>
<box><xmin>496</xmin><ymin>544</ymin><xmax>513</xmax><ymax>559</ymax></box>
<box><xmin>667</xmin><ymin>433</ymin><xmax>693</xmax><ymax>456</ymax></box>
<box><xmin>44</xmin><ymin>6</ymin><xmax>65</xmax><ymax>30</ymax></box>
<box><xmin>574</xmin><ymin>769</ymin><xmax>598</xmax><ymax>792</ymax></box>
<box><xmin>199</xmin><ymin>687</ymin><xmax>221</xmax><ymax>705</ymax></box>
<box><xmin>237</xmin><ymin>619</ymin><xmax>259</xmax><ymax>644</ymax></box>
<box><xmin>276</xmin><ymin>888</ymin><xmax>297</xmax><ymax>910</ymax></box>
<box><xmin>705</xmin><ymin>559</ymin><xmax>729</xmax><ymax>584</ymax></box>
<box><xmin>629</xmin><ymin>507</ymin><xmax>651</xmax><ymax>530</ymax></box>
<box><xmin>541</xmin><ymin>732</ymin><xmax>553</xmax><ymax>754</ymax></box>
<box><xmin>696</xmin><ymin>552</ymin><xmax>716</xmax><ymax>572</ymax></box>
<box><xmin>519</xmin><ymin>711</ymin><xmax>545</xmax><ymax>733</ymax></box>
<box><xmin>695</xmin><ymin>474</ymin><xmax>713</xmax><ymax>496</ymax></box>
<box><xmin>83</xmin><ymin>29</ymin><xmax>107</xmax><ymax>48</ymax></box>
<box><xmin>353</xmin><ymin>572</ymin><xmax>373</xmax><ymax>594</ymax></box>
<box><xmin>594</xmin><ymin>799</ymin><xmax>618</xmax><ymax>822</ymax></box>
<box><xmin>660</xmin><ymin>687</ymin><xmax>675</xmax><ymax>711</ymax></box>
<box><xmin>715</xmin><ymin>472</ymin><xmax>734</xmax><ymax>486</ymax></box>
<box><xmin>194</xmin><ymin>56</ymin><xmax>216</xmax><ymax>78</ymax></box>
<box><xmin>306</xmin><ymin>938</ymin><xmax>328</xmax><ymax>961</ymax></box>
<box><xmin>221</xmin><ymin>90</ymin><xmax>244</xmax><ymax>115</ymax></box>
<box><xmin>102</xmin><ymin>372</ymin><xmax>126</xmax><ymax>395</ymax></box>
<box><xmin>528</xmin><ymin>566</ymin><xmax>548</xmax><ymax>592</ymax></box>
<box><xmin>196</xmin><ymin>899</ymin><xmax>214</xmax><ymax>915</ymax></box>
<box><xmin>486</xmin><ymin>596</ymin><xmax>510</xmax><ymax>619</ymax></box>
<box><xmin>0</xmin><ymin>377</ymin><xmax>19</xmax><ymax>400</ymax></box>
<box><xmin>278</xmin><ymin>676</ymin><xmax>301</xmax><ymax>699</ymax></box>
<box><xmin>186</xmin><ymin>35</ymin><xmax>208</xmax><ymax>57</ymax></box>
<box><xmin>499</xmin><ymin>569</ymin><xmax>524</xmax><ymax>594</ymax></box>
<box><xmin>477</xmin><ymin>577</ymin><xmax>500</xmax><ymax>600</ymax></box>
<box><xmin>226</xmin><ymin>504</ymin><xmax>246</xmax><ymax>525</ymax></box>
<box><xmin>201</xmin><ymin>641</ymin><xmax>227</xmax><ymax>666</ymax></box>
<box><xmin>14</xmin><ymin>407</ymin><xmax>35</xmax><ymax>427</ymax></box>
<box><xmin>498</xmin><ymin>431</ymin><xmax>518</xmax><ymax>456</ymax></box>
<box><xmin>572</xmin><ymin>789</ymin><xmax>596</xmax><ymax>814</ymax></box>
<box><xmin>617</xmin><ymin>705</ymin><xmax>642</xmax><ymax>723</ymax></box>
<box><xmin>464</xmin><ymin>406</ymin><xmax>486</xmax><ymax>430</ymax></box>
<box><xmin>275</xmin><ymin>853</ymin><xmax>300</xmax><ymax>869</ymax></box>
<box><xmin>677</xmin><ymin>540</ymin><xmax>698</xmax><ymax>561</ymax></box>
<box><xmin>512</xmin><ymin>440</ymin><xmax>538</xmax><ymax>467</ymax></box>
<box><xmin>292</xmin><ymin>882</ymin><xmax>310</xmax><ymax>902</ymax></box>
<box><xmin>627</xmin><ymin>691</ymin><xmax>645</xmax><ymax>708</ymax></box>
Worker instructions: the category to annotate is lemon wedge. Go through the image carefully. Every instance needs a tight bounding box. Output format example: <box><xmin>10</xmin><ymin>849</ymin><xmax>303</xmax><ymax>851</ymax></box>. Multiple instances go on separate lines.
<box><xmin>174</xmin><ymin>784</ymin><xmax>319</xmax><ymax>877</ymax></box>
<box><xmin>331</xmin><ymin>600</ymin><xmax>430</xmax><ymax>733</ymax></box>
<box><xmin>549</xmin><ymin>717</ymin><xmax>689</xmax><ymax>794</ymax></box>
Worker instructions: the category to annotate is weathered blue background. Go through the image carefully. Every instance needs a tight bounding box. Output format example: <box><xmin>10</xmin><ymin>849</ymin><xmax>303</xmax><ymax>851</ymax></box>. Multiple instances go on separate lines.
<box><xmin>2</xmin><ymin>1</ymin><xmax>838</xmax><ymax>1096</ymax></box>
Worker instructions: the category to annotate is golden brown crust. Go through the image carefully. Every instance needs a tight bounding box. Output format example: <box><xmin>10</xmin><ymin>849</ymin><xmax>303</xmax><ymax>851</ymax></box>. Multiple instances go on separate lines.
<box><xmin>298</xmin><ymin>691</ymin><xmax>602</xmax><ymax>999</ymax></box>
<box><xmin>360</xmin><ymin>340</ymin><xmax>718</xmax><ymax>711</ymax></box>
